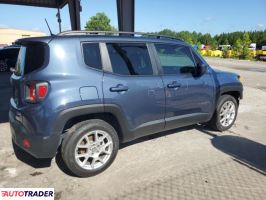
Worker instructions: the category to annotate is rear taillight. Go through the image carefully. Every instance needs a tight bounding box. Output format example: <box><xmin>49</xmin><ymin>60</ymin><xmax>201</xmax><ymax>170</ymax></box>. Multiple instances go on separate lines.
<box><xmin>37</xmin><ymin>83</ymin><xmax>48</xmax><ymax>99</ymax></box>
<box><xmin>25</xmin><ymin>82</ymin><xmax>48</xmax><ymax>103</ymax></box>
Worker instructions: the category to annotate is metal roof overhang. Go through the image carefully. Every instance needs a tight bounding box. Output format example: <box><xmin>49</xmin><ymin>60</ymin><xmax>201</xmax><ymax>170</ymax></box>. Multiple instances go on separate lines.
<box><xmin>0</xmin><ymin>0</ymin><xmax>68</xmax><ymax>8</ymax></box>
<box><xmin>0</xmin><ymin>0</ymin><xmax>135</xmax><ymax>32</ymax></box>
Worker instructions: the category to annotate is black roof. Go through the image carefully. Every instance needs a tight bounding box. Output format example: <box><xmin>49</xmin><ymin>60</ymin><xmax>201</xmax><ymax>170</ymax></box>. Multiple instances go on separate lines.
<box><xmin>0</xmin><ymin>0</ymin><xmax>67</xmax><ymax>8</ymax></box>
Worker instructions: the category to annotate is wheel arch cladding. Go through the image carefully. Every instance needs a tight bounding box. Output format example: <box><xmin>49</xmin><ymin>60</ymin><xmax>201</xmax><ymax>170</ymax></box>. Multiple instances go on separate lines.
<box><xmin>54</xmin><ymin>104</ymin><xmax>129</xmax><ymax>143</ymax></box>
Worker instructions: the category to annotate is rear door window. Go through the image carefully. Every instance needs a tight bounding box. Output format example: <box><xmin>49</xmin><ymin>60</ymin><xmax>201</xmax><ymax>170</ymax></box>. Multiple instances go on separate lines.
<box><xmin>106</xmin><ymin>43</ymin><xmax>153</xmax><ymax>75</ymax></box>
<box><xmin>82</xmin><ymin>43</ymin><xmax>102</xmax><ymax>70</ymax></box>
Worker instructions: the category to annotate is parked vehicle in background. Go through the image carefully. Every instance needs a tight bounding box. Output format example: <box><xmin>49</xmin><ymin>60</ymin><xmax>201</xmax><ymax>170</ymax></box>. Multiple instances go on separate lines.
<box><xmin>256</xmin><ymin>46</ymin><xmax>266</xmax><ymax>61</ymax></box>
<box><xmin>218</xmin><ymin>45</ymin><xmax>232</xmax><ymax>51</ymax></box>
<box><xmin>9</xmin><ymin>31</ymin><xmax>243</xmax><ymax>177</ymax></box>
<box><xmin>0</xmin><ymin>45</ymin><xmax>20</xmax><ymax>72</ymax></box>
<box><xmin>249</xmin><ymin>43</ymin><xmax>256</xmax><ymax>51</ymax></box>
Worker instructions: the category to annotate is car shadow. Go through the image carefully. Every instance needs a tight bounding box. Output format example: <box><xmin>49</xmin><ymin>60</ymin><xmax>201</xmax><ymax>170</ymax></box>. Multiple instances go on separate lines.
<box><xmin>0</xmin><ymin>72</ymin><xmax>12</xmax><ymax>123</ymax></box>
<box><xmin>211</xmin><ymin>135</ymin><xmax>266</xmax><ymax>174</ymax></box>
<box><xmin>121</xmin><ymin>125</ymin><xmax>266</xmax><ymax>175</ymax></box>
<box><xmin>120</xmin><ymin>125</ymin><xmax>196</xmax><ymax>149</ymax></box>
<box><xmin>195</xmin><ymin>126</ymin><xmax>266</xmax><ymax>175</ymax></box>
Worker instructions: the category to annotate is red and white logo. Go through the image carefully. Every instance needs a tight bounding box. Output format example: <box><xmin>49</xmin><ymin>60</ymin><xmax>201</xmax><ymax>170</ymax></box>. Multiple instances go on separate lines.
<box><xmin>0</xmin><ymin>188</ymin><xmax>54</xmax><ymax>200</ymax></box>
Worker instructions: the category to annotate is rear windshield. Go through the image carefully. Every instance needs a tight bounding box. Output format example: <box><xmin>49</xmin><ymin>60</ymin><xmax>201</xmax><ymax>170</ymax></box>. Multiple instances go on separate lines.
<box><xmin>15</xmin><ymin>43</ymin><xmax>46</xmax><ymax>76</ymax></box>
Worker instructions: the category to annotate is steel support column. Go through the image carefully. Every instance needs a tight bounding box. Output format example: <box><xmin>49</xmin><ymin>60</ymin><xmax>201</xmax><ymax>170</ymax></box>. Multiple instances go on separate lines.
<box><xmin>68</xmin><ymin>0</ymin><xmax>81</xmax><ymax>30</ymax></box>
<box><xmin>117</xmin><ymin>0</ymin><xmax>135</xmax><ymax>32</ymax></box>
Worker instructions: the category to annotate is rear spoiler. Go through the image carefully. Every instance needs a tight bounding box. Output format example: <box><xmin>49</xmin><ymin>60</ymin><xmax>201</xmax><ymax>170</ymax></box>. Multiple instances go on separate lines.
<box><xmin>15</xmin><ymin>36</ymin><xmax>53</xmax><ymax>46</ymax></box>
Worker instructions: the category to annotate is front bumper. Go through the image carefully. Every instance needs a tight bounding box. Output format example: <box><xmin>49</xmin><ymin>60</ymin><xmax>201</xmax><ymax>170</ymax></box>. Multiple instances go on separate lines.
<box><xmin>9</xmin><ymin>109</ymin><xmax>61</xmax><ymax>158</ymax></box>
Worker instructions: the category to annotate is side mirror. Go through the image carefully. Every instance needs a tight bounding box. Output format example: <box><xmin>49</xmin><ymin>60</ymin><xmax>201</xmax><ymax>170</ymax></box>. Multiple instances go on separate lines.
<box><xmin>196</xmin><ymin>63</ymin><xmax>207</xmax><ymax>76</ymax></box>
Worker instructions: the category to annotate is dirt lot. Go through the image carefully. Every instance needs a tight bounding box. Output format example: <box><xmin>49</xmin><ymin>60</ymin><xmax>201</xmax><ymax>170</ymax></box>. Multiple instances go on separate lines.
<box><xmin>0</xmin><ymin>57</ymin><xmax>266</xmax><ymax>200</ymax></box>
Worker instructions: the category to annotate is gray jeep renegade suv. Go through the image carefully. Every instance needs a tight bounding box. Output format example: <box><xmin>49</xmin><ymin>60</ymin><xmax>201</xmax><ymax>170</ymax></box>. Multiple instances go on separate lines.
<box><xmin>9</xmin><ymin>31</ymin><xmax>243</xmax><ymax>177</ymax></box>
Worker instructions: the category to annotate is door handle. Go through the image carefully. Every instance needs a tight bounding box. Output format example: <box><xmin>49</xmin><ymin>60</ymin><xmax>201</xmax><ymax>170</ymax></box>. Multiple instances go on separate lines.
<box><xmin>110</xmin><ymin>85</ymin><xmax>128</xmax><ymax>92</ymax></box>
<box><xmin>167</xmin><ymin>82</ymin><xmax>181</xmax><ymax>89</ymax></box>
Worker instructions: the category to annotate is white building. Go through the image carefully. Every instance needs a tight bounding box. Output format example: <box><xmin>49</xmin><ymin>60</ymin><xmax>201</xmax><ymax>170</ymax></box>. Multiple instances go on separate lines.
<box><xmin>0</xmin><ymin>28</ymin><xmax>46</xmax><ymax>47</ymax></box>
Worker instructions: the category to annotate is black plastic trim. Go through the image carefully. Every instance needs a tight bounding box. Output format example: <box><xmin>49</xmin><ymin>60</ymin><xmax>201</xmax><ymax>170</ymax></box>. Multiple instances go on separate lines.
<box><xmin>219</xmin><ymin>83</ymin><xmax>243</xmax><ymax>99</ymax></box>
<box><xmin>53</xmin><ymin>104</ymin><xmax>104</xmax><ymax>133</ymax></box>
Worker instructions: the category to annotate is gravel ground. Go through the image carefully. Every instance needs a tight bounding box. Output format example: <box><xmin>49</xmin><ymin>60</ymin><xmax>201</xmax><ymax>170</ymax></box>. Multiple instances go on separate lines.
<box><xmin>0</xmin><ymin>57</ymin><xmax>266</xmax><ymax>200</ymax></box>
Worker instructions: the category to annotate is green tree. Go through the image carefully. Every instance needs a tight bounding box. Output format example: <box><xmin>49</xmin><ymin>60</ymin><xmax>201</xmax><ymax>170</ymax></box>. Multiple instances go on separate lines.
<box><xmin>242</xmin><ymin>32</ymin><xmax>251</xmax><ymax>47</ymax></box>
<box><xmin>199</xmin><ymin>33</ymin><xmax>212</xmax><ymax>45</ymax></box>
<box><xmin>233</xmin><ymin>38</ymin><xmax>242</xmax><ymax>58</ymax></box>
<box><xmin>152</xmin><ymin>29</ymin><xmax>266</xmax><ymax>56</ymax></box>
<box><xmin>210</xmin><ymin>39</ymin><xmax>218</xmax><ymax>50</ymax></box>
<box><xmin>176</xmin><ymin>31</ymin><xmax>193</xmax><ymax>45</ymax></box>
<box><xmin>191</xmin><ymin>31</ymin><xmax>198</xmax><ymax>44</ymax></box>
<box><xmin>223</xmin><ymin>38</ymin><xmax>229</xmax><ymax>45</ymax></box>
<box><xmin>85</xmin><ymin>12</ymin><xmax>115</xmax><ymax>31</ymax></box>
<box><xmin>196</xmin><ymin>41</ymin><xmax>202</xmax><ymax>52</ymax></box>
<box><xmin>158</xmin><ymin>29</ymin><xmax>177</xmax><ymax>37</ymax></box>
<box><xmin>241</xmin><ymin>32</ymin><xmax>252</xmax><ymax>59</ymax></box>
<box><xmin>222</xmin><ymin>46</ymin><xmax>230</xmax><ymax>58</ymax></box>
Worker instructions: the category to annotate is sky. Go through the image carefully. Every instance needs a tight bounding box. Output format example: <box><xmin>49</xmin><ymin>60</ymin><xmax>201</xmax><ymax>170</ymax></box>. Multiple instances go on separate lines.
<box><xmin>0</xmin><ymin>0</ymin><xmax>265</xmax><ymax>35</ymax></box>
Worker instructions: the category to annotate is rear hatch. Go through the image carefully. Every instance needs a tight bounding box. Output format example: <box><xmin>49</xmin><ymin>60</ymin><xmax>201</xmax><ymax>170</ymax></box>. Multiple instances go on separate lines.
<box><xmin>11</xmin><ymin>41</ymin><xmax>48</xmax><ymax>108</ymax></box>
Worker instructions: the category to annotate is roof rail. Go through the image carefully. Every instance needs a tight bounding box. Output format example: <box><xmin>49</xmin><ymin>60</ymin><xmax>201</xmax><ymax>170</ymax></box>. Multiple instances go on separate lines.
<box><xmin>57</xmin><ymin>30</ymin><xmax>182</xmax><ymax>41</ymax></box>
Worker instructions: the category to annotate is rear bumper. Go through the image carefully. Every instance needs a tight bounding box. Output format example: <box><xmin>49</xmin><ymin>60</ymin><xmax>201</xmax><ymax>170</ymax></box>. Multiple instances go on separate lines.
<box><xmin>9</xmin><ymin>109</ymin><xmax>61</xmax><ymax>158</ymax></box>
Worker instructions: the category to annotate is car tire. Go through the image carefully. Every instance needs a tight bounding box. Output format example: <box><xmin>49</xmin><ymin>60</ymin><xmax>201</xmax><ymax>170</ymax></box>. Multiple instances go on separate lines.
<box><xmin>208</xmin><ymin>95</ymin><xmax>238</xmax><ymax>131</ymax></box>
<box><xmin>61</xmin><ymin>119</ymin><xmax>119</xmax><ymax>177</ymax></box>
